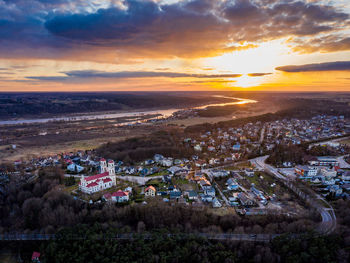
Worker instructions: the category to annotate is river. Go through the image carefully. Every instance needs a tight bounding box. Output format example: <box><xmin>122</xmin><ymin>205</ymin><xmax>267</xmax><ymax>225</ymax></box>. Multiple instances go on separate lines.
<box><xmin>0</xmin><ymin>96</ymin><xmax>257</xmax><ymax>126</ymax></box>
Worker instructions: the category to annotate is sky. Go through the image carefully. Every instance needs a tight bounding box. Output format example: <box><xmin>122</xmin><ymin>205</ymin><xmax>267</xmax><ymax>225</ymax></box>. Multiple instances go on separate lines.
<box><xmin>0</xmin><ymin>0</ymin><xmax>350</xmax><ymax>92</ymax></box>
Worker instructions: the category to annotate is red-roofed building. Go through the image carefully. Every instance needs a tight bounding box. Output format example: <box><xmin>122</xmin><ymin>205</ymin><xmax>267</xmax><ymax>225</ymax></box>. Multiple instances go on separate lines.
<box><xmin>79</xmin><ymin>159</ymin><xmax>116</xmax><ymax>194</ymax></box>
<box><xmin>145</xmin><ymin>185</ymin><xmax>156</xmax><ymax>197</ymax></box>
<box><xmin>32</xmin><ymin>251</ymin><xmax>40</xmax><ymax>262</ymax></box>
<box><xmin>103</xmin><ymin>190</ymin><xmax>129</xmax><ymax>203</ymax></box>
<box><xmin>112</xmin><ymin>190</ymin><xmax>129</xmax><ymax>202</ymax></box>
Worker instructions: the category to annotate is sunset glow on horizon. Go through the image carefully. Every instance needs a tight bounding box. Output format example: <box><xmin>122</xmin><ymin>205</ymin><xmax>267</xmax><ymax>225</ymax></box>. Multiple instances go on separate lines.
<box><xmin>0</xmin><ymin>0</ymin><xmax>350</xmax><ymax>92</ymax></box>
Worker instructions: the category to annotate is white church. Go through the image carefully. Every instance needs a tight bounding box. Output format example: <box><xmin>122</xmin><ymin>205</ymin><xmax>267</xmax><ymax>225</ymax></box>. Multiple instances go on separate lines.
<box><xmin>79</xmin><ymin>158</ymin><xmax>116</xmax><ymax>194</ymax></box>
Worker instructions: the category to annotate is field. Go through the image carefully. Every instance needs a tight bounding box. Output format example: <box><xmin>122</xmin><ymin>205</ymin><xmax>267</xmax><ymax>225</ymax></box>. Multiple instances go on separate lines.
<box><xmin>340</xmin><ymin>138</ymin><xmax>350</xmax><ymax>146</ymax></box>
<box><xmin>0</xmin><ymin>135</ymin><xmax>139</xmax><ymax>162</ymax></box>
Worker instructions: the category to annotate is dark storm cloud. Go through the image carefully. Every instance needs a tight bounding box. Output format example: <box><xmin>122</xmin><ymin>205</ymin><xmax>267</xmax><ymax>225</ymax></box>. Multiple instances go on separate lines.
<box><xmin>276</xmin><ymin>61</ymin><xmax>350</xmax><ymax>72</ymax></box>
<box><xmin>0</xmin><ymin>0</ymin><xmax>348</xmax><ymax>60</ymax></box>
<box><xmin>26</xmin><ymin>70</ymin><xmax>243</xmax><ymax>82</ymax></box>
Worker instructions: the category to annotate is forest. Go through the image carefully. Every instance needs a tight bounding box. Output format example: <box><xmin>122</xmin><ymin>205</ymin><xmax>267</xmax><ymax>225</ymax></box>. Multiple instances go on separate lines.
<box><xmin>8</xmin><ymin>226</ymin><xmax>348</xmax><ymax>263</ymax></box>
<box><xmin>0</xmin><ymin>167</ymin><xmax>319</xmax><ymax>235</ymax></box>
<box><xmin>266</xmin><ymin>144</ymin><xmax>348</xmax><ymax>167</ymax></box>
<box><xmin>0</xmin><ymin>154</ymin><xmax>349</xmax><ymax>262</ymax></box>
<box><xmin>96</xmin><ymin>130</ymin><xmax>194</xmax><ymax>164</ymax></box>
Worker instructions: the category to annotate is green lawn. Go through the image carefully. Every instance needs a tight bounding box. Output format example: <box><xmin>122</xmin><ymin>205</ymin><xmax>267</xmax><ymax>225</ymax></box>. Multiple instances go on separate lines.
<box><xmin>148</xmin><ymin>170</ymin><xmax>169</xmax><ymax>177</ymax></box>
<box><xmin>243</xmin><ymin>172</ymin><xmax>277</xmax><ymax>195</ymax></box>
<box><xmin>223</xmin><ymin>166</ymin><xmax>239</xmax><ymax>171</ymax></box>
<box><xmin>173</xmin><ymin>177</ymin><xmax>189</xmax><ymax>185</ymax></box>
<box><xmin>64</xmin><ymin>184</ymin><xmax>79</xmax><ymax>193</ymax></box>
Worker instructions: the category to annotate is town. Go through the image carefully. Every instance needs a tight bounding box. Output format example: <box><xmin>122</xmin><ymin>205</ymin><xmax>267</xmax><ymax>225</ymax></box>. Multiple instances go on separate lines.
<box><xmin>2</xmin><ymin>114</ymin><xmax>350</xmax><ymax>219</ymax></box>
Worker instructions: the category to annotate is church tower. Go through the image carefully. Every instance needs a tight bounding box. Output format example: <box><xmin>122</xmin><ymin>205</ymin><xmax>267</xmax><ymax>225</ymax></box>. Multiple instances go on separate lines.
<box><xmin>100</xmin><ymin>158</ymin><xmax>107</xmax><ymax>173</ymax></box>
<box><xmin>108</xmin><ymin>160</ymin><xmax>115</xmax><ymax>176</ymax></box>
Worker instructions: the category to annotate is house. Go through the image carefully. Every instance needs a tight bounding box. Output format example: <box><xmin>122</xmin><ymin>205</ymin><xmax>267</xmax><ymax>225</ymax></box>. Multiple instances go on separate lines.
<box><xmin>327</xmin><ymin>185</ymin><xmax>342</xmax><ymax>196</ymax></box>
<box><xmin>144</xmin><ymin>159</ymin><xmax>154</xmax><ymax>165</ymax></box>
<box><xmin>230</xmin><ymin>193</ymin><xmax>239</xmax><ymax>203</ymax></box>
<box><xmin>150</xmin><ymin>167</ymin><xmax>160</xmax><ymax>174</ymax></box>
<box><xmin>295</xmin><ymin>165</ymin><xmax>318</xmax><ymax>177</ymax></box>
<box><xmin>174</xmin><ymin>159</ymin><xmax>183</xmax><ymax>165</ymax></box>
<box><xmin>199</xmin><ymin>179</ymin><xmax>211</xmax><ymax>189</ymax></box>
<box><xmin>342</xmin><ymin>171</ymin><xmax>350</xmax><ymax>181</ymax></box>
<box><xmin>125</xmin><ymin>166</ymin><xmax>136</xmax><ymax>174</ymax></box>
<box><xmin>32</xmin><ymin>251</ymin><xmax>40</xmax><ymax>262</ymax></box>
<box><xmin>170</xmin><ymin>191</ymin><xmax>182</xmax><ymax>200</ymax></box>
<box><xmin>212</xmin><ymin>198</ymin><xmax>222</xmax><ymax>208</ymax></box>
<box><xmin>226</xmin><ymin>178</ymin><xmax>239</xmax><ymax>190</ymax></box>
<box><xmin>238</xmin><ymin>192</ymin><xmax>255</xmax><ymax>206</ymax></box>
<box><xmin>194</xmin><ymin>144</ymin><xmax>202</xmax><ymax>152</ymax></box>
<box><xmin>187</xmin><ymin>190</ymin><xmax>198</xmax><ymax>200</ymax></box>
<box><xmin>184</xmin><ymin>138</ymin><xmax>192</xmax><ymax>143</ymax></box>
<box><xmin>154</xmin><ymin>154</ymin><xmax>164</xmax><ymax>162</ymax></box>
<box><xmin>79</xmin><ymin>159</ymin><xmax>116</xmax><ymax>194</ymax></box>
<box><xmin>244</xmin><ymin>168</ymin><xmax>255</xmax><ymax>177</ymax></box>
<box><xmin>145</xmin><ymin>186</ymin><xmax>156</xmax><ymax>197</ymax></box>
<box><xmin>208</xmin><ymin>146</ymin><xmax>216</xmax><ymax>152</ymax></box>
<box><xmin>160</xmin><ymin>158</ymin><xmax>173</xmax><ymax>167</ymax></box>
<box><xmin>195</xmin><ymin>160</ymin><xmax>207</xmax><ymax>168</ymax></box>
<box><xmin>309</xmin><ymin>156</ymin><xmax>339</xmax><ymax>166</ymax></box>
<box><xmin>209</xmin><ymin>158</ymin><xmax>220</xmax><ymax>165</ymax></box>
<box><xmin>310</xmin><ymin>177</ymin><xmax>322</xmax><ymax>184</ymax></box>
<box><xmin>282</xmin><ymin>162</ymin><xmax>292</xmax><ymax>167</ymax></box>
<box><xmin>115</xmin><ymin>166</ymin><xmax>122</xmax><ymax>174</ymax></box>
<box><xmin>232</xmin><ymin>143</ymin><xmax>241</xmax><ymax>151</ymax></box>
<box><xmin>168</xmin><ymin>166</ymin><xmax>183</xmax><ymax>175</ymax></box>
<box><xmin>320</xmin><ymin>167</ymin><xmax>337</xmax><ymax>178</ymax></box>
<box><xmin>124</xmin><ymin>186</ymin><xmax>133</xmax><ymax>193</ymax></box>
<box><xmin>205</xmin><ymin>187</ymin><xmax>216</xmax><ymax>197</ymax></box>
<box><xmin>112</xmin><ymin>190</ymin><xmax>130</xmax><ymax>202</ymax></box>
<box><xmin>323</xmin><ymin>177</ymin><xmax>336</xmax><ymax>185</ymax></box>
<box><xmin>201</xmin><ymin>194</ymin><xmax>213</xmax><ymax>202</ymax></box>
<box><xmin>140</xmin><ymin>168</ymin><xmax>149</xmax><ymax>176</ymax></box>
<box><xmin>67</xmin><ymin>163</ymin><xmax>84</xmax><ymax>173</ymax></box>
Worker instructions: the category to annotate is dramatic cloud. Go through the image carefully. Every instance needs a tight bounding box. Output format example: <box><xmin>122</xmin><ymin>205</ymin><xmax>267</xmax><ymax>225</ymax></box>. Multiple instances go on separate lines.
<box><xmin>276</xmin><ymin>61</ymin><xmax>350</xmax><ymax>72</ymax></box>
<box><xmin>26</xmin><ymin>70</ymin><xmax>243</xmax><ymax>82</ymax></box>
<box><xmin>292</xmin><ymin>34</ymin><xmax>350</xmax><ymax>53</ymax></box>
<box><xmin>0</xmin><ymin>0</ymin><xmax>348</xmax><ymax>61</ymax></box>
<box><xmin>247</xmin><ymin>73</ymin><xmax>272</xmax><ymax>77</ymax></box>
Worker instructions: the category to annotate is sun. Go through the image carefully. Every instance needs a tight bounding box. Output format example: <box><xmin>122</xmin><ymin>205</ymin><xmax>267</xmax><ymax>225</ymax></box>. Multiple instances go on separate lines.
<box><xmin>234</xmin><ymin>75</ymin><xmax>262</xmax><ymax>88</ymax></box>
<box><xmin>202</xmin><ymin>39</ymin><xmax>291</xmax><ymax>74</ymax></box>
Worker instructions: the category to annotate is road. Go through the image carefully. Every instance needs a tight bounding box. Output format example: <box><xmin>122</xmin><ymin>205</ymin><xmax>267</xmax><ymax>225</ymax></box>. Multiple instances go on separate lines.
<box><xmin>308</xmin><ymin>135</ymin><xmax>350</xmax><ymax>149</ymax></box>
<box><xmin>337</xmin><ymin>155</ymin><xmax>350</xmax><ymax>169</ymax></box>
<box><xmin>250</xmin><ymin>156</ymin><xmax>337</xmax><ymax>235</ymax></box>
<box><xmin>259</xmin><ymin>125</ymin><xmax>266</xmax><ymax>143</ymax></box>
<box><xmin>0</xmin><ymin>232</ymin><xmax>279</xmax><ymax>243</ymax></box>
<box><xmin>117</xmin><ymin>175</ymin><xmax>163</xmax><ymax>185</ymax></box>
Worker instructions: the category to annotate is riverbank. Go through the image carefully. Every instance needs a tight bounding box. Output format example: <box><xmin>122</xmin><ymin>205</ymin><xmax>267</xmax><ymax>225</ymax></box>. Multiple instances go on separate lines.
<box><xmin>0</xmin><ymin>96</ymin><xmax>256</xmax><ymax>126</ymax></box>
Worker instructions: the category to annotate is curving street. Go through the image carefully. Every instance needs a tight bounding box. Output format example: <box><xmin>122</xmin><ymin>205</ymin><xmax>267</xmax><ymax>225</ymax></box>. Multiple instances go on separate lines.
<box><xmin>250</xmin><ymin>156</ymin><xmax>337</xmax><ymax>235</ymax></box>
